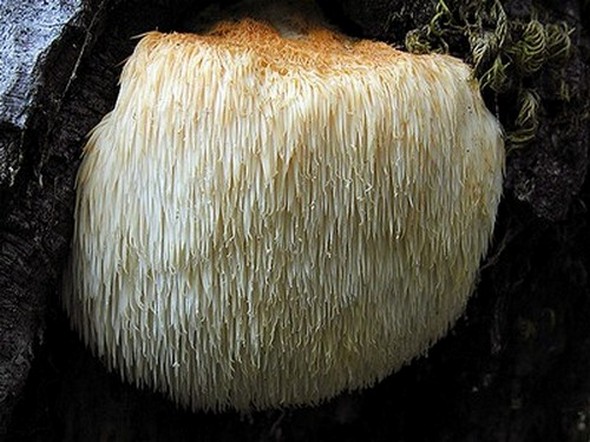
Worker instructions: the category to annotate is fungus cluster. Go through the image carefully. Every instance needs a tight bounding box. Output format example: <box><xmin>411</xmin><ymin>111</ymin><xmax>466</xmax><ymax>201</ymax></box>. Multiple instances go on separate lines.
<box><xmin>63</xmin><ymin>5</ymin><xmax>504</xmax><ymax>411</ymax></box>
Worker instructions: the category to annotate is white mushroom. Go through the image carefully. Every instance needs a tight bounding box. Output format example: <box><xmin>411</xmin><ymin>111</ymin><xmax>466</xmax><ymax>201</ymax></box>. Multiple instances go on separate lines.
<box><xmin>63</xmin><ymin>4</ymin><xmax>504</xmax><ymax>411</ymax></box>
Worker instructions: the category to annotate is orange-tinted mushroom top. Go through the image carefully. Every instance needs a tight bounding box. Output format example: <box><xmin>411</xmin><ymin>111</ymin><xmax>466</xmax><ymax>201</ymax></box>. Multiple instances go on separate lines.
<box><xmin>136</xmin><ymin>18</ymin><xmax>423</xmax><ymax>76</ymax></box>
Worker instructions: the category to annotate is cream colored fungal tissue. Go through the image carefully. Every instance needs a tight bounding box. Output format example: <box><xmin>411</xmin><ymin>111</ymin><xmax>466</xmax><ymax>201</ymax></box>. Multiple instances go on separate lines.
<box><xmin>63</xmin><ymin>0</ymin><xmax>504</xmax><ymax>411</ymax></box>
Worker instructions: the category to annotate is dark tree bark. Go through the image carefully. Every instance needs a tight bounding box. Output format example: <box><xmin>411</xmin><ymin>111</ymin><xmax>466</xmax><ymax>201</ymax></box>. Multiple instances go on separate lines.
<box><xmin>0</xmin><ymin>0</ymin><xmax>109</xmax><ymax>431</ymax></box>
<box><xmin>1</xmin><ymin>0</ymin><xmax>588</xmax><ymax>441</ymax></box>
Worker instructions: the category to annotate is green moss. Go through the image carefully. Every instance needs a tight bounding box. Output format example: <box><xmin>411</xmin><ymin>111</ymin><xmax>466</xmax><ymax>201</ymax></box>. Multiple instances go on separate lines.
<box><xmin>507</xmin><ymin>89</ymin><xmax>540</xmax><ymax>147</ymax></box>
<box><xmin>404</xmin><ymin>0</ymin><xmax>574</xmax><ymax>151</ymax></box>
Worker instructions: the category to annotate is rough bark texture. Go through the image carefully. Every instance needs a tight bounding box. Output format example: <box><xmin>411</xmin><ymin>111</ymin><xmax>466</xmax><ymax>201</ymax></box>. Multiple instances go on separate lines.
<box><xmin>0</xmin><ymin>0</ymin><xmax>108</xmax><ymax>431</ymax></box>
<box><xmin>0</xmin><ymin>0</ymin><xmax>79</xmax><ymax>188</ymax></box>
<box><xmin>1</xmin><ymin>0</ymin><xmax>589</xmax><ymax>440</ymax></box>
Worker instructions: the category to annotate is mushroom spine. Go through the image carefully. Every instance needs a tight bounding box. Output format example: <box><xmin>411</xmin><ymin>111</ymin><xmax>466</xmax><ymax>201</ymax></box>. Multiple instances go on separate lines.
<box><xmin>63</xmin><ymin>3</ymin><xmax>504</xmax><ymax>411</ymax></box>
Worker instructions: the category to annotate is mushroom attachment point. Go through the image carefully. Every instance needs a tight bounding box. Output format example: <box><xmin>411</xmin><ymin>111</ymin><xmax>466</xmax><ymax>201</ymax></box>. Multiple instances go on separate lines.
<box><xmin>63</xmin><ymin>13</ymin><xmax>504</xmax><ymax>411</ymax></box>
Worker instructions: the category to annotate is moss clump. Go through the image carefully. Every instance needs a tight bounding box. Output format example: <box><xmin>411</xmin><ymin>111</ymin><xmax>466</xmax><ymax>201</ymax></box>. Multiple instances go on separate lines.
<box><xmin>405</xmin><ymin>0</ymin><xmax>574</xmax><ymax>151</ymax></box>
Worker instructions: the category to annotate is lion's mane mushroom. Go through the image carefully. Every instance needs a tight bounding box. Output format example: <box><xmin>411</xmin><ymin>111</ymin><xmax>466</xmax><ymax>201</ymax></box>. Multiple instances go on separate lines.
<box><xmin>62</xmin><ymin>2</ymin><xmax>504</xmax><ymax>411</ymax></box>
